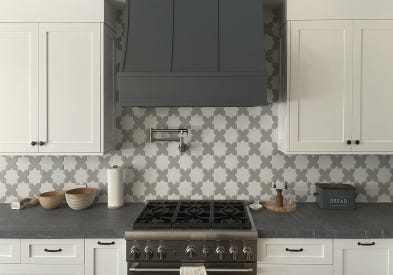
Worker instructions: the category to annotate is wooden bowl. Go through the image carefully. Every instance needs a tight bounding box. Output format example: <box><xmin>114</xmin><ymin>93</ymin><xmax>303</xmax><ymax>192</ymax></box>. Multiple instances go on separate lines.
<box><xmin>65</xmin><ymin>188</ymin><xmax>97</xmax><ymax>210</ymax></box>
<box><xmin>38</xmin><ymin>191</ymin><xmax>65</xmax><ymax>209</ymax></box>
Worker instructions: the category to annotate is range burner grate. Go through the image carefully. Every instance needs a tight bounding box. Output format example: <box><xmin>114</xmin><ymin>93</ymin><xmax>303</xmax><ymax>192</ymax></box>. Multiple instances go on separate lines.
<box><xmin>133</xmin><ymin>200</ymin><xmax>251</xmax><ymax>229</ymax></box>
<box><xmin>173</xmin><ymin>201</ymin><xmax>212</xmax><ymax>228</ymax></box>
<box><xmin>132</xmin><ymin>201</ymin><xmax>178</xmax><ymax>229</ymax></box>
<box><xmin>212</xmin><ymin>201</ymin><xmax>251</xmax><ymax>229</ymax></box>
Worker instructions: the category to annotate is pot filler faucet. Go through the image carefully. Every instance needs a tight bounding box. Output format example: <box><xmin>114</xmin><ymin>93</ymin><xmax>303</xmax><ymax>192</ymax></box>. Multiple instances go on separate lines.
<box><xmin>149</xmin><ymin>128</ymin><xmax>189</xmax><ymax>155</ymax></box>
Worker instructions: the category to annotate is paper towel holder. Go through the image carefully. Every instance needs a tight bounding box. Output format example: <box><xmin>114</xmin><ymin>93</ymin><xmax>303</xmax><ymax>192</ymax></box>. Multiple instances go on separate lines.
<box><xmin>149</xmin><ymin>128</ymin><xmax>189</xmax><ymax>154</ymax></box>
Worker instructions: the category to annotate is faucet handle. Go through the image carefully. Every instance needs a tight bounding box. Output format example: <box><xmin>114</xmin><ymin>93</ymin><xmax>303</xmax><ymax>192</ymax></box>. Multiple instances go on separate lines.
<box><xmin>178</xmin><ymin>130</ymin><xmax>189</xmax><ymax>155</ymax></box>
<box><xmin>178</xmin><ymin>137</ymin><xmax>188</xmax><ymax>155</ymax></box>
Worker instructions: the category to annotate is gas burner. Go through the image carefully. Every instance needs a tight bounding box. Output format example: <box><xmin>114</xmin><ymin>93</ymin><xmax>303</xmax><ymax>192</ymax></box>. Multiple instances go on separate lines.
<box><xmin>219</xmin><ymin>206</ymin><xmax>240</xmax><ymax>216</ymax></box>
<box><xmin>185</xmin><ymin>206</ymin><xmax>204</xmax><ymax>216</ymax></box>
<box><xmin>147</xmin><ymin>206</ymin><xmax>170</xmax><ymax>216</ymax></box>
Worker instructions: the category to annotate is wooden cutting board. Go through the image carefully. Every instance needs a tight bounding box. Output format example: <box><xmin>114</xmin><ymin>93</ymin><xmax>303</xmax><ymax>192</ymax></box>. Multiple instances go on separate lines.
<box><xmin>263</xmin><ymin>201</ymin><xmax>297</xmax><ymax>213</ymax></box>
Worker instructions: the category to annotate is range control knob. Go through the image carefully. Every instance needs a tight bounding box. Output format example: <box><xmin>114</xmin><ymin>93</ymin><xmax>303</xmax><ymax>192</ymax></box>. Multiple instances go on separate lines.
<box><xmin>202</xmin><ymin>247</ymin><xmax>210</xmax><ymax>258</ymax></box>
<box><xmin>129</xmin><ymin>246</ymin><xmax>140</xmax><ymax>260</ymax></box>
<box><xmin>243</xmin><ymin>246</ymin><xmax>253</xmax><ymax>261</ymax></box>
<box><xmin>157</xmin><ymin>246</ymin><xmax>167</xmax><ymax>261</ymax></box>
<box><xmin>143</xmin><ymin>246</ymin><xmax>154</xmax><ymax>260</ymax></box>
<box><xmin>216</xmin><ymin>246</ymin><xmax>225</xmax><ymax>261</ymax></box>
<box><xmin>229</xmin><ymin>246</ymin><xmax>239</xmax><ymax>261</ymax></box>
<box><xmin>185</xmin><ymin>245</ymin><xmax>196</xmax><ymax>260</ymax></box>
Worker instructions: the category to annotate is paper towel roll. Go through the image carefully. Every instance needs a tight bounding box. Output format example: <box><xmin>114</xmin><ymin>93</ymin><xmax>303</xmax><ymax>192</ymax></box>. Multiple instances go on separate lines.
<box><xmin>107</xmin><ymin>165</ymin><xmax>124</xmax><ymax>209</ymax></box>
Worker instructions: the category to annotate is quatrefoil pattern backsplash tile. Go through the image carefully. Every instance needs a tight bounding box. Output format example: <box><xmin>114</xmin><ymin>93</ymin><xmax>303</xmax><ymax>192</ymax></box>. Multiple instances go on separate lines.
<box><xmin>0</xmin><ymin>10</ymin><xmax>393</xmax><ymax>203</ymax></box>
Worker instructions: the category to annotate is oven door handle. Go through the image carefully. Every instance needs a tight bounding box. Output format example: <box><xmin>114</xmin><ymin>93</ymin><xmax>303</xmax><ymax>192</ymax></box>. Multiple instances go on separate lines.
<box><xmin>129</xmin><ymin>267</ymin><xmax>253</xmax><ymax>273</ymax></box>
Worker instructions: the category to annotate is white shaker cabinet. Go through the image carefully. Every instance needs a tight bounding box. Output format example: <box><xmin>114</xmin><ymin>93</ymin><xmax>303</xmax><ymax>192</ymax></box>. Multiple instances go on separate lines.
<box><xmin>334</xmin><ymin>239</ymin><xmax>393</xmax><ymax>275</ymax></box>
<box><xmin>0</xmin><ymin>1</ymin><xmax>116</xmax><ymax>155</ymax></box>
<box><xmin>0</xmin><ymin>238</ymin><xmax>126</xmax><ymax>275</ymax></box>
<box><xmin>287</xmin><ymin>20</ymin><xmax>353</xmax><ymax>153</ymax></box>
<box><xmin>0</xmin><ymin>23</ymin><xmax>39</xmax><ymax>153</ymax></box>
<box><xmin>0</xmin><ymin>239</ymin><xmax>84</xmax><ymax>275</ymax></box>
<box><xmin>85</xmin><ymin>239</ymin><xmax>127</xmax><ymax>275</ymax></box>
<box><xmin>279</xmin><ymin>2</ymin><xmax>393</xmax><ymax>154</ymax></box>
<box><xmin>352</xmin><ymin>20</ymin><xmax>393</xmax><ymax>152</ymax></box>
<box><xmin>38</xmin><ymin>23</ymin><xmax>101</xmax><ymax>154</ymax></box>
<box><xmin>0</xmin><ymin>22</ymin><xmax>115</xmax><ymax>155</ymax></box>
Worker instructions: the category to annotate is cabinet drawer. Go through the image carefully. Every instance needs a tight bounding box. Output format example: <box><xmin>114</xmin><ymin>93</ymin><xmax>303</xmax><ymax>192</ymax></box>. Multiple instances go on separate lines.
<box><xmin>258</xmin><ymin>263</ymin><xmax>333</xmax><ymax>275</ymax></box>
<box><xmin>21</xmin><ymin>239</ymin><xmax>84</xmax><ymax>264</ymax></box>
<box><xmin>0</xmin><ymin>263</ymin><xmax>84</xmax><ymax>275</ymax></box>
<box><xmin>258</xmin><ymin>238</ymin><xmax>333</xmax><ymax>264</ymax></box>
<box><xmin>0</xmin><ymin>239</ymin><xmax>20</xmax><ymax>263</ymax></box>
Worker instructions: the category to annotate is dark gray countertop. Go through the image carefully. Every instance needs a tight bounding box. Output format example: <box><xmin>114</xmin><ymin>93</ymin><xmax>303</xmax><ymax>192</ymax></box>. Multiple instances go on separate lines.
<box><xmin>251</xmin><ymin>203</ymin><xmax>393</xmax><ymax>239</ymax></box>
<box><xmin>0</xmin><ymin>203</ymin><xmax>144</xmax><ymax>238</ymax></box>
<box><xmin>1</xmin><ymin>202</ymin><xmax>393</xmax><ymax>239</ymax></box>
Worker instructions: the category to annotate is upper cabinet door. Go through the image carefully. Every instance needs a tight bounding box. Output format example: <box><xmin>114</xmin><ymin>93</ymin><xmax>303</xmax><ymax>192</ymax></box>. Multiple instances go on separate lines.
<box><xmin>352</xmin><ymin>20</ymin><xmax>393</xmax><ymax>152</ymax></box>
<box><xmin>0</xmin><ymin>23</ymin><xmax>39</xmax><ymax>153</ymax></box>
<box><xmin>289</xmin><ymin>21</ymin><xmax>353</xmax><ymax>152</ymax></box>
<box><xmin>38</xmin><ymin>23</ymin><xmax>101</xmax><ymax>153</ymax></box>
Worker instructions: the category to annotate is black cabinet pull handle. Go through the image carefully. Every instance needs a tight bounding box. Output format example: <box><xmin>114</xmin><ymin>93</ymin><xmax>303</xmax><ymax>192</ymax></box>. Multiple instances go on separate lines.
<box><xmin>355</xmin><ymin>140</ymin><xmax>360</xmax><ymax>145</ymax></box>
<box><xmin>285</xmin><ymin>248</ymin><xmax>304</xmax><ymax>252</ymax></box>
<box><xmin>44</xmin><ymin>248</ymin><xmax>62</xmax><ymax>253</ymax></box>
<box><xmin>346</xmin><ymin>140</ymin><xmax>352</xmax><ymax>145</ymax></box>
<box><xmin>39</xmin><ymin>141</ymin><xmax>45</xmax><ymax>146</ymax></box>
<box><xmin>31</xmin><ymin>141</ymin><xmax>37</xmax><ymax>146</ymax></box>
<box><xmin>98</xmin><ymin>241</ymin><xmax>115</xmax><ymax>245</ymax></box>
<box><xmin>358</xmin><ymin>242</ymin><xmax>375</xmax><ymax>246</ymax></box>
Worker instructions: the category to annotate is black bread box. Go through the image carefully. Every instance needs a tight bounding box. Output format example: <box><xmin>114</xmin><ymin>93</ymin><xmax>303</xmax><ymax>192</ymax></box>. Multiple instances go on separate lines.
<box><xmin>314</xmin><ymin>183</ymin><xmax>356</xmax><ymax>210</ymax></box>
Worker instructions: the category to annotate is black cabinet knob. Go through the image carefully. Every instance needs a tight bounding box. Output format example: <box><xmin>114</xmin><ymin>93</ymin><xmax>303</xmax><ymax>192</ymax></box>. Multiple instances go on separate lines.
<box><xmin>346</xmin><ymin>140</ymin><xmax>352</xmax><ymax>145</ymax></box>
<box><xmin>355</xmin><ymin>140</ymin><xmax>360</xmax><ymax>145</ymax></box>
<box><xmin>39</xmin><ymin>141</ymin><xmax>45</xmax><ymax>146</ymax></box>
<box><xmin>31</xmin><ymin>141</ymin><xmax>37</xmax><ymax>146</ymax></box>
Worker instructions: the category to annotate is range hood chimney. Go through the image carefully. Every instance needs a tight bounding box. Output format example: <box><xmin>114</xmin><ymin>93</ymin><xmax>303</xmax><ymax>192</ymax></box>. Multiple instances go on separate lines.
<box><xmin>118</xmin><ymin>0</ymin><xmax>267</xmax><ymax>107</ymax></box>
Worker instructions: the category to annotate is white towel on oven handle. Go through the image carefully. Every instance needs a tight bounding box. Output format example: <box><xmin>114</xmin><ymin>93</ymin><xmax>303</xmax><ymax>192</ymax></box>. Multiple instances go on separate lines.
<box><xmin>180</xmin><ymin>266</ymin><xmax>207</xmax><ymax>275</ymax></box>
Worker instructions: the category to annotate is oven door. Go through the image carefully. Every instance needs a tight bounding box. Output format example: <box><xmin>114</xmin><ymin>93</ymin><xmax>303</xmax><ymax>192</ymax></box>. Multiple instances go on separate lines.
<box><xmin>128</xmin><ymin>262</ymin><xmax>256</xmax><ymax>275</ymax></box>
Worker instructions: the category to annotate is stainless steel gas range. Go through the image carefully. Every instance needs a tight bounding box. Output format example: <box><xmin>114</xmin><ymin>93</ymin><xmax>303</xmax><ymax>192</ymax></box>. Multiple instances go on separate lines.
<box><xmin>125</xmin><ymin>200</ymin><xmax>257</xmax><ymax>275</ymax></box>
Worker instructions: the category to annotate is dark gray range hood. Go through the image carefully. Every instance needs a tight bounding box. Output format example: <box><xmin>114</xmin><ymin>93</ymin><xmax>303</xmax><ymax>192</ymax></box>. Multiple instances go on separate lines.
<box><xmin>118</xmin><ymin>0</ymin><xmax>267</xmax><ymax>107</ymax></box>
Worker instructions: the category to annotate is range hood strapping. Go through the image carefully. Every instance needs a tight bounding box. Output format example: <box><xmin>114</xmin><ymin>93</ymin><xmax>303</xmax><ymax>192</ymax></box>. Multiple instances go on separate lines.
<box><xmin>118</xmin><ymin>0</ymin><xmax>267</xmax><ymax>107</ymax></box>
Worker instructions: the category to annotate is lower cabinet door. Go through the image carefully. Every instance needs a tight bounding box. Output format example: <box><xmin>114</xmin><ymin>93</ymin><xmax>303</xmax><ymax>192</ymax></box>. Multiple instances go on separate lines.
<box><xmin>85</xmin><ymin>239</ymin><xmax>126</xmax><ymax>275</ymax></box>
<box><xmin>334</xmin><ymin>239</ymin><xmax>393</xmax><ymax>275</ymax></box>
<box><xmin>0</xmin><ymin>264</ymin><xmax>83</xmax><ymax>275</ymax></box>
<box><xmin>258</xmin><ymin>264</ymin><xmax>333</xmax><ymax>275</ymax></box>
<box><xmin>0</xmin><ymin>239</ymin><xmax>20</xmax><ymax>264</ymax></box>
